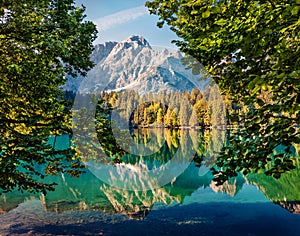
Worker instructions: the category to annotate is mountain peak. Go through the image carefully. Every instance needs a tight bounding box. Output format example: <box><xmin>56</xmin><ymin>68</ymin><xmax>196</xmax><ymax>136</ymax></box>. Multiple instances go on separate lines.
<box><xmin>125</xmin><ymin>35</ymin><xmax>151</xmax><ymax>48</ymax></box>
<box><xmin>66</xmin><ymin>35</ymin><xmax>209</xmax><ymax>94</ymax></box>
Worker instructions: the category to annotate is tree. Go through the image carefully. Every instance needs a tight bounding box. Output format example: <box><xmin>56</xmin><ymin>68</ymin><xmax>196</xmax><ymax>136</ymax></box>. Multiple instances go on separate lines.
<box><xmin>194</xmin><ymin>99</ymin><xmax>210</xmax><ymax>126</ymax></box>
<box><xmin>179</xmin><ymin>98</ymin><xmax>191</xmax><ymax>126</ymax></box>
<box><xmin>170</xmin><ymin>107</ymin><xmax>179</xmax><ymax>127</ymax></box>
<box><xmin>164</xmin><ymin>107</ymin><xmax>172</xmax><ymax>127</ymax></box>
<box><xmin>157</xmin><ymin>107</ymin><xmax>164</xmax><ymax>124</ymax></box>
<box><xmin>146</xmin><ymin>0</ymin><xmax>300</xmax><ymax>180</ymax></box>
<box><xmin>0</xmin><ymin>0</ymin><xmax>97</xmax><ymax>193</ymax></box>
<box><xmin>94</xmin><ymin>99</ymin><xmax>129</xmax><ymax>163</ymax></box>
<box><xmin>190</xmin><ymin>88</ymin><xmax>203</xmax><ymax>106</ymax></box>
<box><xmin>206</xmin><ymin>85</ymin><xmax>226</xmax><ymax>126</ymax></box>
<box><xmin>189</xmin><ymin>109</ymin><xmax>199</xmax><ymax>127</ymax></box>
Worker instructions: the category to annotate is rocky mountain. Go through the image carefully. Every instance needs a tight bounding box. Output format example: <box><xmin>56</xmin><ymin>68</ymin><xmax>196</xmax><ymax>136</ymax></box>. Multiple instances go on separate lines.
<box><xmin>90</xmin><ymin>41</ymin><xmax>118</xmax><ymax>65</ymax></box>
<box><xmin>64</xmin><ymin>35</ymin><xmax>209</xmax><ymax>94</ymax></box>
<box><xmin>63</xmin><ymin>41</ymin><xmax>117</xmax><ymax>91</ymax></box>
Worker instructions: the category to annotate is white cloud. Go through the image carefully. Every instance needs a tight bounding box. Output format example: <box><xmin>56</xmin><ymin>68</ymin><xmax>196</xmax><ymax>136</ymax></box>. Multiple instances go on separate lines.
<box><xmin>94</xmin><ymin>6</ymin><xmax>149</xmax><ymax>32</ymax></box>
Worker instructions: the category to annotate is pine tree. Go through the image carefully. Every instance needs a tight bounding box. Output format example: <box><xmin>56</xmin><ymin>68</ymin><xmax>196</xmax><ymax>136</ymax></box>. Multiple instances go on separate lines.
<box><xmin>170</xmin><ymin>107</ymin><xmax>179</xmax><ymax>127</ymax></box>
<box><xmin>157</xmin><ymin>108</ymin><xmax>164</xmax><ymax>124</ymax></box>
<box><xmin>179</xmin><ymin>99</ymin><xmax>191</xmax><ymax>126</ymax></box>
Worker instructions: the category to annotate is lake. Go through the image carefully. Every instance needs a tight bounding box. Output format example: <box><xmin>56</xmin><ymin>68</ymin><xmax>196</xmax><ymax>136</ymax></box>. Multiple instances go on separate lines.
<box><xmin>1</xmin><ymin>128</ymin><xmax>300</xmax><ymax>236</ymax></box>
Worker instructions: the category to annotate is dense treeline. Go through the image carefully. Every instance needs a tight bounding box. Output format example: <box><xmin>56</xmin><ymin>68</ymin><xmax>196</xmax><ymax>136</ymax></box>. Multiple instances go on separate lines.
<box><xmin>65</xmin><ymin>85</ymin><xmax>243</xmax><ymax>128</ymax></box>
<box><xmin>98</xmin><ymin>85</ymin><xmax>226</xmax><ymax>129</ymax></box>
<box><xmin>70</xmin><ymin>85</ymin><xmax>227</xmax><ymax>163</ymax></box>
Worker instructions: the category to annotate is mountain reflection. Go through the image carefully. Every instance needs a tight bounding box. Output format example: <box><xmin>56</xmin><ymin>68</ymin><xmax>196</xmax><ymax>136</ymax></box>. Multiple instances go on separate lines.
<box><xmin>0</xmin><ymin>128</ymin><xmax>299</xmax><ymax>218</ymax></box>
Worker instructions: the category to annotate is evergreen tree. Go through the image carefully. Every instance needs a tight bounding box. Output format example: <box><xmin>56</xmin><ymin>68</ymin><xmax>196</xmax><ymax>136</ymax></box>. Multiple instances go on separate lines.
<box><xmin>170</xmin><ymin>107</ymin><xmax>179</xmax><ymax>127</ymax></box>
<box><xmin>189</xmin><ymin>109</ymin><xmax>199</xmax><ymax>127</ymax></box>
<box><xmin>194</xmin><ymin>99</ymin><xmax>210</xmax><ymax>127</ymax></box>
<box><xmin>157</xmin><ymin>108</ymin><xmax>164</xmax><ymax>124</ymax></box>
<box><xmin>179</xmin><ymin>99</ymin><xmax>191</xmax><ymax>126</ymax></box>
<box><xmin>164</xmin><ymin>107</ymin><xmax>172</xmax><ymax>127</ymax></box>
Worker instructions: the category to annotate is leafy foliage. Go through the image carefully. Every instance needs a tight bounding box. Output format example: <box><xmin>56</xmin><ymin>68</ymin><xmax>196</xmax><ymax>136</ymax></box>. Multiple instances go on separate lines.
<box><xmin>146</xmin><ymin>0</ymin><xmax>300</xmax><ymax>181</ymax></box>
<box><xmin>0</xmin><ymin>0</ymin><xmax>97</xmax><ymax>193</ymax></box>
<box><xmin>94</xmin><ymin>97</ymin><xmax>132</xmax><ymax>163</ymax></box>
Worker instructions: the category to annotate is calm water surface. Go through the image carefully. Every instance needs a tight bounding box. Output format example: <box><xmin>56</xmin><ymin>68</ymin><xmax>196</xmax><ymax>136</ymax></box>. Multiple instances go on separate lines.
<box><xmin>1</xmin><ymin>129</ymin><xmax>300</xmax><ymax>236</ymax></box>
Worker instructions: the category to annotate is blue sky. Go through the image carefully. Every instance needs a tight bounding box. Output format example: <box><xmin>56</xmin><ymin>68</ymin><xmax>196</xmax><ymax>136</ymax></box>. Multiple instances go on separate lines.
<box><xmin>75</xmin><ymin>0</ymin><xmax>178</xmax><ymax>48</ymax></box>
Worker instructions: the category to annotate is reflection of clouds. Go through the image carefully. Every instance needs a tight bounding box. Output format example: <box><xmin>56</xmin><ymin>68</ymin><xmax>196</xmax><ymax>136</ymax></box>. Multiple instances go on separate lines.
<box><xmin>94</xmin><ymin>6</ymin><xmax>148</xmax><ymax>32</ymax></box>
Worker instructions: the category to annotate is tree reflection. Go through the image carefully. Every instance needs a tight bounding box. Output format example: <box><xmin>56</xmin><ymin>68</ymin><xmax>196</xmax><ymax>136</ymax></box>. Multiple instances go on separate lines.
<box><xmin>212</xmin><ymin>128</ymin><xmax>300</xmax><ymax>185</ymax></box>
<box><xmin>1</xmin><ymin>128</ymin><xmax>300</xmax><ymax>217</ymax></box>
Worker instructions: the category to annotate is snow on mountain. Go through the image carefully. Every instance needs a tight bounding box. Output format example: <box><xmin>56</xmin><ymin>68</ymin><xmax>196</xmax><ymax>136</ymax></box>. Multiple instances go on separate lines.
<box><xmin>90</xmin><ymin>41</ymin><xmax>118</xmax><ymax>65</ymax></box>
<box><xmin>63</xmin><ymin>41</ymin><xmax>117</xmax><ymax>91</ymax></box>
<box><xmin>65</xmin><ymin>35</ymin><xmax>209</xmax><ymax>94</ymax></box>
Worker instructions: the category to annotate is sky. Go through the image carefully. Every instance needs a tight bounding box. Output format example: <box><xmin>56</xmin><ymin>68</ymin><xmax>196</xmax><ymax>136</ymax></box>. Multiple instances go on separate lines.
<box><xmin>75</xmin><ymin>0</ymin><xmax>179</xmax><ymax>48</ymax></box>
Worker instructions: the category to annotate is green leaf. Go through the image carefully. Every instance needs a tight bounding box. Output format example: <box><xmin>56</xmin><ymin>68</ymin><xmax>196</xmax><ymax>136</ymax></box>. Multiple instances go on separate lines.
<box><xmin>202</xmin><ymin>10</ymin><xmax>210</xmax><ymax>18</ymax></box>
<box><xmin>214</xmin><ymin>19</ymin><xmax>226</xmax><ymax>26</ymax></box>
<box><xmin>251</xmin><ymin>85</ymin><xmax>261</xmax><ymax>95</ymax></box>
<box><xmin>191</xmin><ymin>10</ymin><xmax>198</xmax><ymax>15</ymax></box>
<box><xmin>157</xmin><ymin>21</ymin><xmax>164</xmax><ymax>28</ymax></box>
<box><xmin>291</xmin><ymin>6</ymin><xmax>299</xmax><ymax>15</ymax></box>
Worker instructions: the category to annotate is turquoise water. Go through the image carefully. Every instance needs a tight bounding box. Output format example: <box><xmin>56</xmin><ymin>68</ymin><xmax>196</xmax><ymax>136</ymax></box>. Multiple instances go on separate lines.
<box><xmin>1</xmin><ymin>130</ymin><xmax>300</xmax><ymax>235</ymax></box>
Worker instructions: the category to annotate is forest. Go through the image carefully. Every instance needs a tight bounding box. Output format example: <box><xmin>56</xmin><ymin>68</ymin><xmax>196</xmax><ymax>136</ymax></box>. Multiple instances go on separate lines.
<box><xmin>80</xmin><ymin>84</ymin><xmax>227</xmax><ymax>129</ymax></box>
